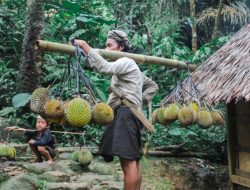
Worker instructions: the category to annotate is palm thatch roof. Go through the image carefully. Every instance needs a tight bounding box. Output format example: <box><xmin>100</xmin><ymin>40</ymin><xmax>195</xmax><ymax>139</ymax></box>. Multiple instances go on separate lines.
<box><xmin>162</xmin><ymin>24</ymin><xmax>250</xmax><ymax>106</ymax></box>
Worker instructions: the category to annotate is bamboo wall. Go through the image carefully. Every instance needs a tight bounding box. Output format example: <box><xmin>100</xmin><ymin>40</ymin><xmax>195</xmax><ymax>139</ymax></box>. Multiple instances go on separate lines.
<box><xmin>228</xmin><ymin>100</ymin><xmax>250</xmax><ymax>189</ymax></box>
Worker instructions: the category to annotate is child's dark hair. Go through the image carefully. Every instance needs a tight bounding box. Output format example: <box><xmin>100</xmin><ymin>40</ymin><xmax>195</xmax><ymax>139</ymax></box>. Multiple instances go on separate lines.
<box><xmin>37</xmin><ymin>115</ymin><xmax>49</xmax><ymax>126</ymax></box>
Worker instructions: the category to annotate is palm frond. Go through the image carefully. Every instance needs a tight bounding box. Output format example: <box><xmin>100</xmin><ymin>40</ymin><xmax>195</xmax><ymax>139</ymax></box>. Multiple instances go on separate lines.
<box><xmin>197</xmin><ymin>1</ymin><xmax>250</xmax><ymax>27</ymax></box>
<box><xmin>222</xmin><ymin>1</ymin><xmax>250</xmax><ymax>26</ymax></box>
<box><xmin>197</xmin><ymin>7</ymin><xmax>217</xmax><ymax>26</ymax></box>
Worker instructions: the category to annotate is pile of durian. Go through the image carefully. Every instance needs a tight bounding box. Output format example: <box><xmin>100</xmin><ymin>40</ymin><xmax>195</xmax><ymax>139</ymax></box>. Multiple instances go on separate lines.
<box><xmin>29</xmin><ymin>87</ymin><xmax>114</xmax><ymax>127</ymax></box>
<box><xmin>152</xmin><ymin>101</ymin><xmax>224</xmax><ymax>128</ymax></box>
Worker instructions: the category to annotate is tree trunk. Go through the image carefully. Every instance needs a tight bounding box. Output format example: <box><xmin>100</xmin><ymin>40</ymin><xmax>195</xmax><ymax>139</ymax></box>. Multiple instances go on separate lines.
<box><xmin>20</xmin><ymin>0</ymin><xmax>44</xmax><ymax>93</ymax></box>
<box><xmin>154</xmin><ymin>142</ymin><xmax>186</xmax><ymax>151</ymax></box>
<box><xmin>190</xmin><ymin>0</ymin><xmax>197</xmax><ymax>53</ymax></box>
<box><xmin>212</xmin><ymin>0</ymin><xmax>225</xmax><ymax>38</ymax></box>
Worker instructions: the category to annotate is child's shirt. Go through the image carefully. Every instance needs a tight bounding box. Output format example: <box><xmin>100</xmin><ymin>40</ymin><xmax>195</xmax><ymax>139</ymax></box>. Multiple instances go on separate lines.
<box><xmin>25</xmin><ymin>128</ymin><xmax>55</xmax><ymax>149</ymax></box>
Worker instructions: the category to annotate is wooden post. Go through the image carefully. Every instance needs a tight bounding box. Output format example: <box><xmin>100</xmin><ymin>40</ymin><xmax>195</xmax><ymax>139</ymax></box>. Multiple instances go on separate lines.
<box><xmin>36</xmin><ymin>40</ymin><xmax>197</xmax><ymax>71</ymax></box>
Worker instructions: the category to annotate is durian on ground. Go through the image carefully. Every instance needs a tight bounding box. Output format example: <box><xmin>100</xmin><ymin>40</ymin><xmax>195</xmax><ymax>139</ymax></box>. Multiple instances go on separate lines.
<box><xmin>78</xmin><ymin>149</ymin><xmax>93</xmax><ymax>166</ymax></box>
<box><xmin>71</xmin><ymin>150</ymin><xmax>80</xmax><ymax>162</ymax></box>
<box><xmin>0</xmin><ymin>145</ymin><xmax>16</xmax><ymax>160</ymax></box>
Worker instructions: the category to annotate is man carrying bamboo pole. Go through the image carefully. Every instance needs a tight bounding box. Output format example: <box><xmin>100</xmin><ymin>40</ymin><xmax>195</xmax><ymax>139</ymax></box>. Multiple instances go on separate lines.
<box><xmin>71</xmin><ymin>30</ymin><xmax>158</xmax><ymax>190</ymax></box>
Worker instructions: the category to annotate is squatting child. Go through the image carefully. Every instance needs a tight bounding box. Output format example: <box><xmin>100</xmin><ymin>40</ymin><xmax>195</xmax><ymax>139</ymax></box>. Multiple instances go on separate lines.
<box><xmin>5</xmin><ymin>115</ymin><xmax>56</xmax><ymax>165</ymax></box>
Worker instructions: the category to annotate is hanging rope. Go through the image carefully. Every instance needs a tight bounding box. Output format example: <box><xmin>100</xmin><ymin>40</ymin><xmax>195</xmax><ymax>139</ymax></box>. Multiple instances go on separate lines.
<box><xmin>70</xmin><ymin>39</ymin><xmax>97</xmax><ymax>100</ymax></box>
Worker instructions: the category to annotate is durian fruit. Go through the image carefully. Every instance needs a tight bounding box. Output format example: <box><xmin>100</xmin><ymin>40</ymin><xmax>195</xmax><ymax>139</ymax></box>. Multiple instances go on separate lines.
<box><xmin>63</xmin><ymin>100</ymin><xmax>70</xmax><ymax>111</ymax></box>
<box><xmin>78</xmin><ymin>149</ymin><xmax>93</xmax><ymax>166</ymax></box>
<box><xmin>30</xmin><ymin>87</ymin><xmax>49</xmax><ymax>114</ymax></box>
<box><xmin>65</xmin><ymin>97</ymin><xmax>92</xmax><ymax>127</ymax></box>
<box><xmin>7</xmin><ymin>146</ymin><xmax>16</xmax><ymax>160</ymax></box>
<box><xmin>163</xmin><ymin>103</ymin><xmax>179</xmax><ymax>123</ymax></box>
<box><xmin>0</xmin><ymin>145</ymin><xmax>16</xmax><ymax>160</ymax></box>
<box><xmin>210</xmin><ymin>110</ymin><xmax>224</xmax><ymax>126</ymax></box>
<box><xmin>192</xmin><ymin>111</ymin><xmax>198</xmax><ymax>124</ymax></box>
<box><xmin>189</xmin><ymin>101</ymin><xmax>199</xmax><ymax>113</ymax></box>
<box><xmin>71</xmin><ymin>151</ymin><xmax>80</xmax><ymax>162</ymax></box>
<box><xmin>199</xmin><ymin>106</ymin><xmax>209</xmax><ymax>111</ymax></box>
<box><xmin>92</xmin><ymin>102</ymin><xmax>114</xmax><ymax>125</ymax></box>
<box><xmin>197</xmin><ymin>109</ymin><xmax>213</xmax><ymax>128</ymax></box>
<box><xmin>152</xmin><ymin>109</ymin><xmax>159</xmax><ymax>124</ymax></box>
<box><xmin>157</xmin><ymin>107</ymin><xmax>170</xmax><ymax>125</ymax></box>
<box><xmin>178</xmin><ymin>106</ymin><xmax>197</xmax><ymax>126</ymax></box>
<box><xmin>47</xmin><ymin>101</ymin><xmax>70</xmax><ymax>125</ymax></box>
<box><xmin>44</xmin><ymin>99</ymin><xmax>64</xmax><ymax>118</ymax></box>
<box><xmin>0</xmin><ymin>145</ymin><xmax>8</xmax><ymax>157</ymax></box>
<box><xmin>46</xmin><ymin>117</ymin><xmax>66</xmax><ymax>125</ymax></box>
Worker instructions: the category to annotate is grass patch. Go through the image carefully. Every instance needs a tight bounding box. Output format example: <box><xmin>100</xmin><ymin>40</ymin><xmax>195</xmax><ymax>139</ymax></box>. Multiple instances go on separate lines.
<box><xmin>141</xmin><ymin>157</ymin><xmax>174</xmax><ymax>190</ymax></box>
<box><xmin>0</xmin><ymin>170</ymin><xmax>9</xmax><ymax>185</ymax></box>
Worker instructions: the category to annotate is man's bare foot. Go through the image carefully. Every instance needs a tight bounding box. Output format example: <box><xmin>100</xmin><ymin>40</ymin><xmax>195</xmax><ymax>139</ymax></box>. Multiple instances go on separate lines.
<box><xmin>47</xmin><ymin>159</ymin><xmax>53</xmax><ymax>165</ymax></box>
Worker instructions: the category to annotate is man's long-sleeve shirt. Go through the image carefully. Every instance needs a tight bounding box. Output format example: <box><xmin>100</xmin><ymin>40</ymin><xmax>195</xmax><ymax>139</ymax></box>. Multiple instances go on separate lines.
<box><xmin>87</xmin><ymin>49</ymin><xmax>159</xmax><ymax>109</ymax></box>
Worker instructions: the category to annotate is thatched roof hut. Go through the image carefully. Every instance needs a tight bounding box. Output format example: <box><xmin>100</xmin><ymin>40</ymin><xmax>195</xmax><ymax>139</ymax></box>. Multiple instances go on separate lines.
<box><xmin>162</xmin><ymin>24</ymin><xmax>250</xmax><ymax>189</ymax></box>
<box><xmin>162</xmin><ymin>24</ymin><xmax>250</xmax><ymax>106</ymax></box>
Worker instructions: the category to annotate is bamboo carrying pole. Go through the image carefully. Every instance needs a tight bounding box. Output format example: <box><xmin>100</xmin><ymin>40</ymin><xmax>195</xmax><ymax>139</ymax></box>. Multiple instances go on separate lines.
<box><xmin>36</xmin><ymin>40</ymin><xmax>196</xmax><ymax>71</ymax></box>
<box><xmin>5</xmin><ymin>127</ymin><xmax>84</xmax><ymax>135</ymax></box>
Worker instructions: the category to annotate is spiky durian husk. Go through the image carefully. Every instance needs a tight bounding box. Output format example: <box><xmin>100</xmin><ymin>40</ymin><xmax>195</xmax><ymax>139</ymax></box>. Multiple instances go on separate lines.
<box><xmin>0</xmin><ymin>145</ymin><xmax>16</xmax><ymax>160</ymax></box>
<box><xmin>46</xmin><ymin>101</ymin><xmax>71</xmax><ymax>125</ymax></box>
<box><xmin>163</xmin><ymin>103</ymin><xmax>179</xmax><ymax>122</ymax></box>
<box><xmin>44</xmin><ymin>99</ymin><xmax>64</xmax><ymax>118</ymax></box>
<box><xmin>189</xmin><ymin>101</ymin><xmax>199</xmax><ymax>113</ymax></box>
<box><xmin>152</xmin><ymin>109</ymin><xmax>159</xmax><ymax>124</ymax></box>
<box><xmin>92</xmin><ymin>102</ymin><xmax>114</xmax><ymax>125</ymax></box>
<box><xmin>71</xmin><ymin>151</ymin><xmax>80</xmax><ymax>162</ymax></box>
<box><xmin>197</xmin><ymin>110</ymin><xmax>213</xmax><ymax>128</ymax></box>
<box><xmin>65</xmin><ymin>97</ymin><xmax>92</xmax><ymax>127</ymax></box>
<box><xmin>178</xmin><ymin>106</ymin><xmax>196</xmax><ymax>126</ymax></box>
<box><xmin>157</xmin><ymin>107</ymin><xmax>172</xmax><ymax>125</ymax></box>
<box><xmin>210</xmin><ymin>111</ymin><xmax>224</xmax><ymax>125</ymax></box>
<box><xmin>30</xmin><ymin>87</ymin><xmax>49</xmax><ymax>114</ymax></box>
<box><xmin>78</xmin><ymin>149</ymin><xmax>93</xmax><ymax>166</ymax></box>
<box><xmin>47</xmin><ymin>117</ymin><xmax>66</xmax><ymax>125</ymax></box>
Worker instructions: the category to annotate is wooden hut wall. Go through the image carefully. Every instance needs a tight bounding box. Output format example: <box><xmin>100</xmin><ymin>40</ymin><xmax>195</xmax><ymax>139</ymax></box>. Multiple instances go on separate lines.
<box><xmin>228</xmin><ymin>100</ymin><xmax>250</xmax><ymax>188</ymax></box>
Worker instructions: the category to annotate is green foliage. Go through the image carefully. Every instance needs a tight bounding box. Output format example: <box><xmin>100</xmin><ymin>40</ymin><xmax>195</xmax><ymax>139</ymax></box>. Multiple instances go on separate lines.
<box><xmin>0</xmin><ymin>107</ymin><xmax>18</xmax><ymax>117</ymax></box>
<box><xmin>82</xmin><ymin>125</ymin><xmax>104</xmax><ymax>146</ymax></box>
<box><xmin>146</xmin><ymin>122</ymin><xmax>227</xmax><ymax>162</ymax></box>
<box><xmin>0</xmin><ymin>62</ymin><xmax>19</xmax><ymax>109</ymax></box>
<box><xmin>192</xmin><ymin>35</ymin><xmax>231</xmax><ymax>64</ymax></box>
<box><xmin>12</xmin><ymin>93</ymin><xmax>31</xmax><ymax>108</ymax></box>
<box><xmin>0</xmin><ymin>0</ymin><xmax>26</xmax><ymax>108</ymax></box>
<box><xmin>0</xmin><ymin>0</ymin><xmax>241</xmax><ymax>161</ymax></box>
<box><xmin>0</xmin><ymin>170</ymin><xmax>9</xmax><ymax>185</ymax></box>
<box><xmin>37</xmin><ymin>179</ymin><xmax>47</xmax><ymax>190</ymax></box>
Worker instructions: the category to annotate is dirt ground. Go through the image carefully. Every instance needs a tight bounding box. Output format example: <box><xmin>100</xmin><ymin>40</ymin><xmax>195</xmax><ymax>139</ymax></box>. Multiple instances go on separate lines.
<box><xmin>0</xmin><ymin>146</ymin><xmax>229</xmax><ymax>190</ymax></box>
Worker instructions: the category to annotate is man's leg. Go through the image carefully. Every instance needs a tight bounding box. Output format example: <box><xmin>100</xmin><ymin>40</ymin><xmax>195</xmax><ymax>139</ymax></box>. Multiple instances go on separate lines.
<box><xmin>137</xmin><ymin>161</ymin><xmax>142</xmax><ymax>190</ymax></box>
<box><xmin>29</xmin><ymin>144</ymin><xmax>43</xmax><ymax>162</ymax></box>
<box><xmin>37</xmin><ymin>146</ymin><xmax>53</xmax><ymax>164</ymax></box>
<box><xmin>120</xmin><ymin>158</ymin><xmax>142</xmax><ymax>190</ymax></box>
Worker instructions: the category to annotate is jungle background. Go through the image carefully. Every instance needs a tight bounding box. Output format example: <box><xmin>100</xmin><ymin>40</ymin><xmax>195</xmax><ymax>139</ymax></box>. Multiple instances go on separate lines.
<box><xmin>0</xmin><ymin>1</ymin><xmax>250</xmax><ymax>188</ymax></box>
